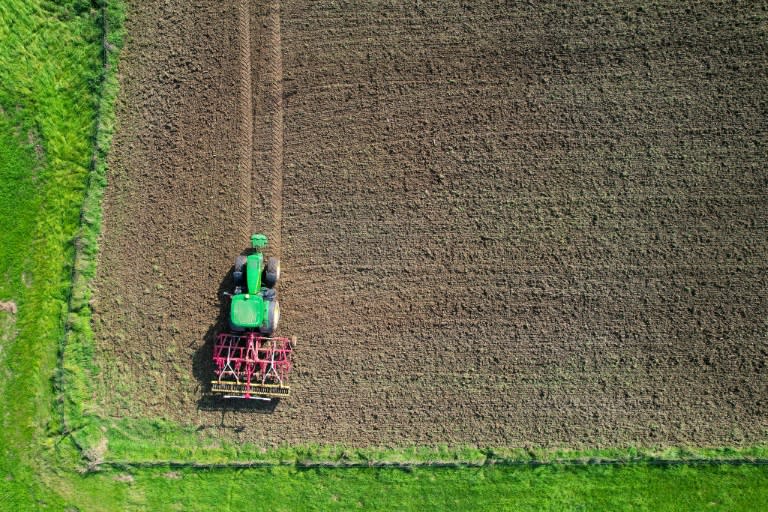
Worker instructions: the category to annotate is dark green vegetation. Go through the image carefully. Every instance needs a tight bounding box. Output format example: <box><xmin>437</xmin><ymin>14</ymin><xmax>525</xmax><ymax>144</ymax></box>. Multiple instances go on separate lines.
<box><xmin>0</xmin><ymin>1</ymin><xmax>766</xmax><ymax>510</ymax></box>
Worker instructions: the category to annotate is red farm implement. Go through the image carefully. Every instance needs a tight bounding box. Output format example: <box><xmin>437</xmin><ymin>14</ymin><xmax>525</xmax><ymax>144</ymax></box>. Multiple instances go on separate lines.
<box><xmin>211</xmin><ymin>332</ymin><xmax>296</xmax><ymax>399</ymax></box>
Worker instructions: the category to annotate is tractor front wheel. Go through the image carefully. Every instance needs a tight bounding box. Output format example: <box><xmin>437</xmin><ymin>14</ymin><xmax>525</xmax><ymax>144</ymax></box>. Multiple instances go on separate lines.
<box><xmin>264</xmin><ymin>257</ymin><xmax>281</xmax><ymax>288</ymax></box>
<box><xmin>233</xmin><ymin>255</ymin><xmax>247</xmax><ymax>288</ymax></box>
<box><xmin>260</xmin><ymin>299</ymin><xmax>280</xmax><ymax>336</ymax></box>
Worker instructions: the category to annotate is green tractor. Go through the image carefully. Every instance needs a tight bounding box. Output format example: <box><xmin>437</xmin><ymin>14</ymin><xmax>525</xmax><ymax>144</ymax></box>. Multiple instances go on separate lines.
<box><xmin>229</xmin><ymin>233</ymin><xmax>281</xmax><ymax>335</ymax></box>
<box><xmin>212</xmin><ymin>233</ymin><xmax>294</xmax><ymax>400</ymax></box>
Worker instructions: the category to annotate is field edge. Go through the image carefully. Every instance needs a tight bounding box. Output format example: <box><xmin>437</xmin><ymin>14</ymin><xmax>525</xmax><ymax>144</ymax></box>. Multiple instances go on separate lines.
<box><xmin>80</xmin><ymin>414</ymin><xmax>768</xmax><ymax>469</ymax></box>
<box><xmin>56</xmin><ymin>0</ymin><xmax>127</xmax><ymax>463</ymax></box>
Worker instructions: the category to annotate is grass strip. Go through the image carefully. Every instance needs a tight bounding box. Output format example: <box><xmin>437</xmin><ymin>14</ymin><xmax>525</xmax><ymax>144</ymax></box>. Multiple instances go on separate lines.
<box><xmin>50</xmin><ymin>463</ymin><xmax>768</xmax><ymax>512</ymax></box>
<box><xmin>56</xmin><ymin>0</ymin><xmax>126</xmax><ymax>454</ymax></box>
<box><xmin>83</xmin><ymin>415</ymin><xmax>767</xmax><ymax>468</ymax></box>
<box><xmin>0</xmin><ymin>0</ymin><xmax>112</xmax><ymax>508</ymax></box>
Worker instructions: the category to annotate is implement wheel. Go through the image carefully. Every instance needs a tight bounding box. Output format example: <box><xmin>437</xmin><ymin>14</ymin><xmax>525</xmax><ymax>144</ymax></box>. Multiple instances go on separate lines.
<box><xmin>264</xmin><ymin>257</ymin><xmax>280</xmax><ymax>288</ymax></box>
<box><xmin>260</xmin><ymin>299</ymin><xmax>280</xmax><ymax>336</ymax></box>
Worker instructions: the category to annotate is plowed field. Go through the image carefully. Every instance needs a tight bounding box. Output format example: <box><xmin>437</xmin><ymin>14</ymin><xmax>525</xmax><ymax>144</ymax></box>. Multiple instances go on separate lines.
<box><xmin>93</xmin><ymin>1</ymin><xmax>768</xmax><ymax>447</ymax></box>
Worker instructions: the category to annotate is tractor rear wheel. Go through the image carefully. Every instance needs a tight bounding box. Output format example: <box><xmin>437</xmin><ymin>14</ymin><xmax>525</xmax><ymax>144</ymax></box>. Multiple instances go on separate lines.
<box><xmin>233</xmin><ymin>255</ymin><xmax>247</xmax><ymax>288</ymax></box>
<box><xmin>260</xmin><ymin>299</ymin><xmax>280</xmax><ymax>336</ymax></box>
<box><xmin>264</xmin><ymin>257</ymin><xmax>280</xmax><ymax>288</ymax></box>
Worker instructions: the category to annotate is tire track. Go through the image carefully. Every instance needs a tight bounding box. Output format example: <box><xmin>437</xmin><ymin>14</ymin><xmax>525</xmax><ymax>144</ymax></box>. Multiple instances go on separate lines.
<box><xmin>264</xmin><ymin>0</ymin><xmax>284</xmax><ymax>256</ymax></box>
<box><xmin>237</xmin><ymin>0</ymin><xmax>253</xmax><ymax>242</ymax></box>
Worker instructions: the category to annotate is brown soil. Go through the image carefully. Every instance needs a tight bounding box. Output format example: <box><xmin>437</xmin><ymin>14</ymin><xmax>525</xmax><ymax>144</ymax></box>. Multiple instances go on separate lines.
<box><xmin>93</xmin><ymin>1</ymin><xmax>768</xmax><ymax>447</ymax></box>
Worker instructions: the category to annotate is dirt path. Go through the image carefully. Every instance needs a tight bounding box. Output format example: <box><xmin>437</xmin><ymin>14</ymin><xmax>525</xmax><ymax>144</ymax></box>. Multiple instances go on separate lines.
<box><xmin>94</xmin><ymin>1</ymin><xmax>768</xmax><ymax>448</ymax></box>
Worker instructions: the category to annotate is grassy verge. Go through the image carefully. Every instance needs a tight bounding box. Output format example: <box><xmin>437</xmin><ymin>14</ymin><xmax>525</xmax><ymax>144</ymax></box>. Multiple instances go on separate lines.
<box><xmin>95</xmin><ymin>415</ymin><xmax>768</xmax><ymax>466</ymax></box>
<box><xmin>47</xmin><ymin>463</ymin><xmax>768</xmax><ymax>511</ymax></box>
<box><xmin>0</xmin><ymin>0</ymin><xmax>114</xmax><ymax>508</ymax></box>
<box><xmin>57</xmin><ymin>0</ymin><xmax>126</xmax><ymax>454</ymax></box>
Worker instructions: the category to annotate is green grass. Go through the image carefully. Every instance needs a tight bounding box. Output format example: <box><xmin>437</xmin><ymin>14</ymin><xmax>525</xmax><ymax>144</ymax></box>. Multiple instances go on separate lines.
<box><xmin>1</xmin><ymin>1</ymin><xmax>767</xmax><ymax>510</ymax></box>
<box><xmin>43</xmin><ymin>463</ymin><xmax>768</xmax><ymax>511</ymax></box>
<box><xmin>0</xmin><ymin>115</ymin><xmax>39</xmax><ymax>299</ymax></box>
<box><xmin>0</xmin><ymin>0</ymin><xmax>106</xmax><ymax>509</ymax></box>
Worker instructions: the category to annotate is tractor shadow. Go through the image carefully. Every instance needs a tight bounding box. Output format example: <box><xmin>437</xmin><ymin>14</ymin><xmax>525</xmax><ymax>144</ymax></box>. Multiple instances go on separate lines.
<box><xmin>192</xmin><ymin>259</ymin><xmax>279</xmax><ymax>416</ymax></box>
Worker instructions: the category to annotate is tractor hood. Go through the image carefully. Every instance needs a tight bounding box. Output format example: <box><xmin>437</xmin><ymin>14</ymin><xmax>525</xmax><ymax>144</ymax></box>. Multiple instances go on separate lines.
<box><xmin>230</xmin><ymin>293</ymin><xmax>265</xmax><ymax>329</ymax></box>
<box><xmin>246</xmin><ymin>253</ymin><xmax>263</xmax><ymax>293</ymax></box>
